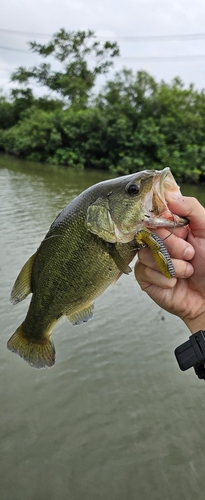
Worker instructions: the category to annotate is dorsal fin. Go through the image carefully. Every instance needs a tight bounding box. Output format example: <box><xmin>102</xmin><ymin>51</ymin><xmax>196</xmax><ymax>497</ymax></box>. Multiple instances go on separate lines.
<box><xmin>10</xmin><ymin>253</ymin><xmax>36</xmax><ymax>304</ymax></box>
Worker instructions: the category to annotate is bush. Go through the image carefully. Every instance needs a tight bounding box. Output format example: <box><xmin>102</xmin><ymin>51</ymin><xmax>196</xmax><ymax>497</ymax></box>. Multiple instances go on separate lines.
<box><xmin>1</xmin><ymin>70</ymin><xmax>205</xmax><ymax>182</ymax></box>
<box><xmin>2</xmin><ymin>109</ymin><xmax>61</xmax><ymax>161</ymax></box>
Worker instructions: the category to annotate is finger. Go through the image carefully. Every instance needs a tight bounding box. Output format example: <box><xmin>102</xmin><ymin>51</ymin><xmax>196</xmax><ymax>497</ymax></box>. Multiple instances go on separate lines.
<box><xmin>158</xmin><ymin>226</ymin><xmax>189</xmax><ymax>240</ymax></box>
<box><xmin>138</xmin><ymin>231</ymin><xmax>195</xmax><ymax>261</ymax></box>
<box><xmin>166</xmin><ymin>195</ymin><xmax>205</xmax><ymax>237</ymax></box>
<box><xmin>137</xmin><ymin>248</ymin><xmax>194</xmax><ymax>278</ymax></box>
<box><xmin>135</xmin><ymin>261</ymin><xmax>177</xmax><ymax>289</ymax></box>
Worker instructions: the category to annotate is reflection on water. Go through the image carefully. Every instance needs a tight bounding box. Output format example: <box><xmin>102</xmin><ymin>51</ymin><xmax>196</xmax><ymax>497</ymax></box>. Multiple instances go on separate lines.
<box><xmin>1</xmin><ymin>154</ymin><xmax>205</xmax><ymax>500</ymax></box>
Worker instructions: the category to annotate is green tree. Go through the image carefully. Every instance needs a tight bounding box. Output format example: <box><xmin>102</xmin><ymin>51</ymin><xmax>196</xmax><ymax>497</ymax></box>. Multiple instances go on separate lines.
<box><xmin>2</xmin><ymin>59</ymin><xmax>205</xmax><ymax>182</ymax></box>
<box><xmin>11</xmin><ymin>29</ymin><xmax>119</xmax><ymax>108</ymax></box>
<box><xmin>0</xmin><ymin>94</ymin><xmax>16</xmax><ymax>129</ymax></box>
<box><xmin>10</xmin><ymin>88</ymin><xmax>35</xmax><ymax>122</ymax></box>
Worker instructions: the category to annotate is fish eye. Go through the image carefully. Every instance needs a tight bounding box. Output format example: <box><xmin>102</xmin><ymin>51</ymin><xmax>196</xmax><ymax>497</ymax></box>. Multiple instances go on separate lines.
<box><xmin>126</xmin><ymin>183</ymin><xmax>140</xmax><ymax>196</ymax></box>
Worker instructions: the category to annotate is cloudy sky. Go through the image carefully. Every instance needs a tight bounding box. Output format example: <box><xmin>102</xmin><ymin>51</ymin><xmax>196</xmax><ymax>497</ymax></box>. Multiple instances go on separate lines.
<box><xmin>1</xmin><ymin>0</ymin><xmax>205</xmax><ymax>97</ymax></box>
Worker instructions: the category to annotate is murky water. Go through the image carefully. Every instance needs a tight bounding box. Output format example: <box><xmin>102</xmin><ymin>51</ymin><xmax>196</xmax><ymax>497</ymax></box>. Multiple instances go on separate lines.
<box><xmin>1</xmin><ymin>154</ymin><xmax>205</xmax><ymax>500</ymax></box>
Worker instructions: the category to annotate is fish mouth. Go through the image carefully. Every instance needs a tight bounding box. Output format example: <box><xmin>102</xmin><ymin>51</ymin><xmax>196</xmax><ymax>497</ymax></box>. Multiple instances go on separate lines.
<box><xmin>145</xmin><ymin>168</ymin><xmax>188</xmax><ymax>228</ymax></box>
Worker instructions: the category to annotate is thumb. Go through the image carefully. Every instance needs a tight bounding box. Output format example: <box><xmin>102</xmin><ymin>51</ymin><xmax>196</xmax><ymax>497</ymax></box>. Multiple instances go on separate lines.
<box><xmin>166</xmin><ymin>195</ymin><xmax>205</xmax><ymax>238</ymax></box>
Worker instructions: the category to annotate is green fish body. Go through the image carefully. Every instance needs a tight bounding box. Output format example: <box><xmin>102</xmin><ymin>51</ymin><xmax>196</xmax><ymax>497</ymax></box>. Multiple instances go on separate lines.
<box><xmin>8</xmin><ymin>168</ymin><xmax>187</xmax><ymax>368</ymax></box>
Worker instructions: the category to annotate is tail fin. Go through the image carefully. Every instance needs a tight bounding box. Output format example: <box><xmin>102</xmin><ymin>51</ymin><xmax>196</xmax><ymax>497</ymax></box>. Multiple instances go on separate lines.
<box><xmin>7</xmin><ymin>324</ymin><xmax>55</xmax><ymax>368</ymax></box>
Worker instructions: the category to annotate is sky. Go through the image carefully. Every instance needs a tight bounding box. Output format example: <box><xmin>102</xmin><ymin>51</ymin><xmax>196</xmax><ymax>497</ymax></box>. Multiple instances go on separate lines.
<box><xmin>1</xmin><ymin>0</ymin><xmax>205</xmax><ymax>97</ymax></box>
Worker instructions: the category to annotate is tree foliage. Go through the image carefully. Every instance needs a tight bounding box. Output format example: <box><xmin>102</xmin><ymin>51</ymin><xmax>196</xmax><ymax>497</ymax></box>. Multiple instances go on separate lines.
<box><xmin>1</xmin><ymin>29</ymin><xmax>205</xmax><ymax>182</ymax></box>
<box><xmin>11</xmin><ymin>29</ymin><xmax>119</xmax><ymax>107</ymax></box>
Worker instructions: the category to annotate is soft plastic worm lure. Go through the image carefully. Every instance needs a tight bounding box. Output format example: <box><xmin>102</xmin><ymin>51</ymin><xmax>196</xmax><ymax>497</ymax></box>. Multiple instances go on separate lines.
<box><xmin>135</xmin><ymin>227</ymin><xmax>175</xmax><ymax>279</ymax></box>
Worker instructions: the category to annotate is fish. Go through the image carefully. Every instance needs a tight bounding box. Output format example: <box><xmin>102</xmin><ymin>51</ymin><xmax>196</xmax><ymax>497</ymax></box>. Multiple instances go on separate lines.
<box><xmin>7</xmin><ymin>167</ymin><xmax>188</xmax><ymax>369</ymax></box>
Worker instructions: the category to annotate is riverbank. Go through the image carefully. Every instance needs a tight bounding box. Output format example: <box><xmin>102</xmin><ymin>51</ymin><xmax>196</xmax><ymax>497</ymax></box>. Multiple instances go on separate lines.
<box><xmin>1</xmin><ymin>153</ymin><xmax>205</xmax><ymax>207</ymax></box>
<box><xmin>1</xmin><ymin>70</ymin><xmax>205</xmax><ymax>183</ymax></box>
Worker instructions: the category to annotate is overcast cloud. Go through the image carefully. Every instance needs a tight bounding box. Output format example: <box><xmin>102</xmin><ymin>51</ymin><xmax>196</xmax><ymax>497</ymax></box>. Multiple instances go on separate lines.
<box><xmin>1</xmin><ymin>0</ymin><xmax>205</xmax><ymax>96</ymax></box>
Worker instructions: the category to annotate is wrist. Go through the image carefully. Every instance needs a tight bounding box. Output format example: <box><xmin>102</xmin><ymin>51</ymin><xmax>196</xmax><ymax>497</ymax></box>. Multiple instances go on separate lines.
<box><xmin>184</xmin><ymin>311</ymin><xmax>205</xmax><ymax>334</ymax></box>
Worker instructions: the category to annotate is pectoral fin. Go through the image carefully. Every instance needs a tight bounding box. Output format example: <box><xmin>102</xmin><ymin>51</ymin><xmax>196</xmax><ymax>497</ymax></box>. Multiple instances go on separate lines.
<box><xmin>10</xmin><ymin>252</ymin><xmax>36</xmax><ymax>304</ymax></box>
<box><xmin>136</xmin><ymin>228</ymin><xmax>175</xmax><ymax>278</ymax></box>
<box><xmin>107</xmin><ymin>243</ymin><xmax>132</xmax><ymax>275</ymax></box>
<box><xmin>66</xmin><ymin>303</ymin><xmax>94</xmax><ymax>326</ymax></box>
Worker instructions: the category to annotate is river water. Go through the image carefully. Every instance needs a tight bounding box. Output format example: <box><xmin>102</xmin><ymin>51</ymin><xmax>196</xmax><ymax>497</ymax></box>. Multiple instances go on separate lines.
<box><xmin>1</xmin><ymin>154</ymin><xmax>205</xmax><ymax>500</ymax></box>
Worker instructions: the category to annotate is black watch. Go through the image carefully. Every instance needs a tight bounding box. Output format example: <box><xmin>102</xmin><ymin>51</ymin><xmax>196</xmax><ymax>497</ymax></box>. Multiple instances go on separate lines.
<box><xmin>175</xmin><ymin>330</ymin><xmax>205</xmax><ymax>380</ymax></box>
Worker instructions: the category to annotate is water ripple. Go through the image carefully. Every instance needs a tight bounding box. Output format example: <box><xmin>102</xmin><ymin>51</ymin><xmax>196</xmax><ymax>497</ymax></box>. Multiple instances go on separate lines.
<box><xmin>1</xmin><ymin>158</ymin><xmax>205</xmax><ymax>500</ymax></box>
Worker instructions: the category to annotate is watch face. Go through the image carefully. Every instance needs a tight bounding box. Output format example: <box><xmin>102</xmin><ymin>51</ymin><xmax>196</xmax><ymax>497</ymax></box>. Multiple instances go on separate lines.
<box><xmin>175</xmin><ymin>330</ymin><xmax>205</xmax><ymax>377</ymax></box>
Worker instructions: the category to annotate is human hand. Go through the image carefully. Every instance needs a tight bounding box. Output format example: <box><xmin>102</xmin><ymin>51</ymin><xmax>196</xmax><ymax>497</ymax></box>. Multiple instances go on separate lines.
<box><xmin>134</xmin><ymin>196</ymin><xmax>205</xmax><ymax>334</ymax></box>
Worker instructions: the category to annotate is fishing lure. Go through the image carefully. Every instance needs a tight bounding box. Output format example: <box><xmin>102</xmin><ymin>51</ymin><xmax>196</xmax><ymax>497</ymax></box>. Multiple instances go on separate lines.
<box><xmin>136</xmin><ymin>228</ymin><xmax>175</xmax><ymax>278</ymax></box>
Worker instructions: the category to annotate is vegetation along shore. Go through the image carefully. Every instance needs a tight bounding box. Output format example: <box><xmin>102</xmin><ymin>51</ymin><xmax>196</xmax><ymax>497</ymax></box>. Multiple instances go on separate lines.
<box><xmin>0</xmin><ymin>29</ymin><xmax>205</xmax><ymax>183</ymax></box>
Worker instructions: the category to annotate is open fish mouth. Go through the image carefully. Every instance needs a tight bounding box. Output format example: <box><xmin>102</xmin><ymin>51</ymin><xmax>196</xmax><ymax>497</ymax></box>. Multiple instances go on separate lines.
<box><xmin>144</xmin><ymin>168</ymin><xmax>188</xmax><ymax>228</ymax></box>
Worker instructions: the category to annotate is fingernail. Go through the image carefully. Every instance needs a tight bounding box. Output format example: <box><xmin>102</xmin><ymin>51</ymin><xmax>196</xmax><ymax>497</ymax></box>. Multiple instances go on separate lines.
<box><xmin>183</xmin><ymin>246</ymin><xmax>195</xmax><ymax>260</ymax></box>
<box><xmin>184</xmin><ymin>262</ymin><xmax>194</xmax><ymax>278</ymax></box>
<box><xmin>166</xmin><ymin>191</ymin><xmax>183</xmax><ymax>201</ymax></box>
<box><xmin>169</xmin><ymin>191</ymin><xmax>182</xmax><ymax>200</ymax></box>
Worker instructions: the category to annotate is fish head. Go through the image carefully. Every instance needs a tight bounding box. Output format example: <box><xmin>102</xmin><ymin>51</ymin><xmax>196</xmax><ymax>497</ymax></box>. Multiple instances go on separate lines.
<box><xmin>86</xmin><ymin>167</ymin><xmax>188</xmax><ymax>243</ymax></box>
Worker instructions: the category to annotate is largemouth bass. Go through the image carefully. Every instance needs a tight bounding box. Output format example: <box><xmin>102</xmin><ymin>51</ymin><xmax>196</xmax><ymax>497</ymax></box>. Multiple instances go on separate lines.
<box><xmin>8</xmin><ymin>167</ymin><xmax>187</xmax><ymax>368</ymax></box>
